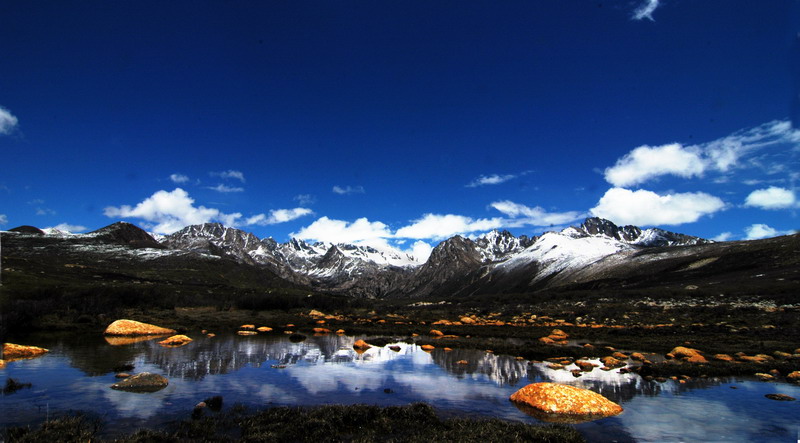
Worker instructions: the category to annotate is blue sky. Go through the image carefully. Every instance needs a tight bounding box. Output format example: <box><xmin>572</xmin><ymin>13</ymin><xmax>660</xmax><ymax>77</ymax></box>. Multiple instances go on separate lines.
<box><xmin>1</xmin><ymin>1</ymin><xmax>798</xmax><ymax>259</ymax></box>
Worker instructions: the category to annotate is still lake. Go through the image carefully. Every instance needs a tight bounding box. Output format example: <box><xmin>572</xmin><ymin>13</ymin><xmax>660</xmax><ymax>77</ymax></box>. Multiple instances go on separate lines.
<box><xmin>2</xmin><ymin>332</ymin><xmax>799</xmax><ymax>442</ymax></box>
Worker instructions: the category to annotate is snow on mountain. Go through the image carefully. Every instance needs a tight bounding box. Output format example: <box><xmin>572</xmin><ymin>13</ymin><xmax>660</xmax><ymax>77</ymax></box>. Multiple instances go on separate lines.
<box><xmin>496</xmin><ymin>231</ymin><xmax>632</xmax><ymax>283</ymax></box>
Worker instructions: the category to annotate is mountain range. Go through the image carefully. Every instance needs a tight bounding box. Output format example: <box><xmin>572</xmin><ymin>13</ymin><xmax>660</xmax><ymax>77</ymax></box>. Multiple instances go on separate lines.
<box><xmin>12</xmin><ymin>216</ymin><xmax>788</xmax><ymax>300</ymax></box>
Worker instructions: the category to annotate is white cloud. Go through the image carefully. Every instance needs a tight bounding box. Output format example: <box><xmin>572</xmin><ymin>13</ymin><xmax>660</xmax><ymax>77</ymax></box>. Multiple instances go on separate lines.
<box><xmin>744</xmin><ymin>224</ymin><xmax>797</xmax><ymax>240</ymax></box>
<box><xmin>604</xmin><ymin>120</ymin><xmax>800</xmax><ymax>187</ymax></box>
<box><xmin>45</xmin><ymin>223</ymin><xmax>87</xmax><ymax>233</ymax></box>
<box><xmin>711</xmin><ymin>232</ymin><xmax>733</xmax><ymax>242</ymax></box>
<box><xmin>743</xmin><ymin>186</ymin><xmax>797</xmax><ymax>210</ymax></box>
<box><xmin>0</xmin><ymin>214</ymin><xmax>7</xmax><ymax>226</ymax></box>
<box><xmin>104</xmin><ymin>188</ymin><xmax>239</xmax><ymax>234</ymax></box>
<box><xmin>207</xmin><ymin>184</ymin><xmax>245</xmax><ymax>193</ymax></box>
<box><xmin>632</xmin><ymin>0</ymin><xmax>660</xmax><ymax>21</ymax></box>
<box><xmin>0</xmin><ymin>106</ymin><xmax>19</xmax><ymax>135</ymax></box>
<box><xmin>489</xmin><ymin>200</ymin><xmax>584</xmax><ymax>226</ymax></box>
<box><xmin>604</xmin><ymin>143</ymin><xmax>705</xmax><ymax>187</ymax></box>
<box><xmin>170</xmin><ymin>173</ymin><xmax>190</xmax><ymax>184</ymax></box>
<box><xmin>35</xmin><ymin>207</ymin><xmax>56</xmax><ymax>216</ymax></box>
<box><xmin>395</xmin><ymin>214</ymin><xmax>504</xmax><ymax>240</ymax></box>
<box><xmin>292</xmin><ymin>216</ymin><xmax>391</xmax><ymax>244</ymax></box>
<box><xmin>332</xmin><ymin>185</ymin><xmax>365</xmax><ymax>195</ymax></box>
<box><xmin>245</xmin><ymin>208</ymin><xmax>313</xmax><ymax>226</ymax></box>
<box><xmin>294</xmin><ymin>194</ymin><xmax>315</xmax><ymax>205</ymax></box>
<box><xmin>211</xmin><ymin>170</ymin><xmax>245</xmax><ymax>182</ymax></box>
<box><xmin>590</xmin><ymin>187</ymin><xmax>727</xmax><ymax>226</ymax></box>
<box><xmin>409</xmin><ymin>240</ymin><xmax>433</xmax><ymax>262</ymax></box>
<box><xmin>466</xmin><ymin>174</ymin><xmax>516</xmax><ymax>188</ymax></box>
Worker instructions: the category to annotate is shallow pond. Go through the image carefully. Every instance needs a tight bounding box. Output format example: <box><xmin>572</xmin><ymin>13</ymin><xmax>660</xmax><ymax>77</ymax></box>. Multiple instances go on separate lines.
<box><xmin>2</xmin><ymin>332</ymin><xmax>799</xmax><ymax>442</ymax></box>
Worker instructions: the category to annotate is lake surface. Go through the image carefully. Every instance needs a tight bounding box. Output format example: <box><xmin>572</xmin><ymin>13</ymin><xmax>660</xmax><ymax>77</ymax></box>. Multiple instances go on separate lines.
<box><xmin>2</xmin><ymin>332</ymin><xmax>799</xmax><ymax>442</ymax></box>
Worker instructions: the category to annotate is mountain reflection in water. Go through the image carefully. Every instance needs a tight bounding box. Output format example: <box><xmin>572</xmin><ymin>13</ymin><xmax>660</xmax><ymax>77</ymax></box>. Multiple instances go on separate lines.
<box><xmin>2</xmin><ymin>332</ymin><xmax>799</xmax><ymax>442</ymax></box>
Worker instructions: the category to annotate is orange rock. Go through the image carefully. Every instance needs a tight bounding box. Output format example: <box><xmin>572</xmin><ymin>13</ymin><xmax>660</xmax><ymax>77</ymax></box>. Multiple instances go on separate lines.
<box><xmin>240</xmin><ymin>324</ymin><xmax>256</xmax><ymax>330</ymax></box>
<box><xmin>600</xmin><ymin>356</ymin><xmax>625</xmax><ymax>369</ymax></box>
<box><xmin>787</xmin><ymin>371</ymin><xmax>800</xmax><ymax>382</ymax></box>
<box><xmin>612</xmin><ymin>352</ymin><xmax>628</xmax><ymax>360</ymax></box>
<box><xmin>630</xmin><ymin>352</ymin><xmax>646</xmax><ymax>362</ymax></box>
<box><xmin>316</xmin><ymin>320</ymin><xmax>326</xmax><ymax>325</ymax></box>
<box><xmin>285</xmin><ymin>324</ymin><xmax>295</xmax><ymax>328</ymax></box>
<box><xmin>429</xmin><ymin>329</ymin><xmax>444</xmax><ymax>337</ymax></box>
<box><xmin>670</xmin><ymin>346</ymin><xmax>708</xmax><ymax>363</ymax></box>
<box><xmin>549</xmin><ymin>329</ymin><xmax>569</xmax><ymax>340</ymax></box>
<box><xmin>411</xmin><ymin>333</ymin><xmax>419</xmax><ymax>337</ymax></box>
<box><xmin>2</xmin><ymin>343</ymin><xmax>49</xmax><ymax>360</ymax></box>
<box><xmin>104</xmin><ymin>336</ymin><xmax>162</xmax><ymax>346</ymax></box>
<box><xmin>421</xmin><ymin>344</ymin><xmax>435</xmax><ymax>351</ymax></box>
<box><xmin>509</xmin><ymin>383</ymin><xmax>623</xmax><ymax>423</ymax></box>
<box><xmin>457</xmin><ymin>360</ymin><xmax>468</xmax><ymax>365</ymax></box>
<box><xmin>104</xmin><ymin>319</ymin><xmax>176</xmax><ymax>336</ymax></box>
<box><xmin>313</xmin><ymin>328</ymin><xmax>331</xmax><ymax>334</ymax></box>
<box><xmin>444</xmin><ymin>347</ymin><xmax>453</xmax><ymax>352</ymax></box>
<box><xmin>538</xmin><ymin>337</ymin><xmax>556</xmax><ymax>345</ymax></box>
<box><xmin>257</xmin><ymin>327</ymin><xmax>273</xmax><ymax>332</ymax></box>
<box><xmin>460</xmin><ymin>317</ymin><xmax>475</xmax><ymax>324</ymax></box>
<box><xmin>207</xmin><ymin>333</ymin><xmax>216</xmax><ymax>338</ymax></box>
<box><xmin>239</xmin><ymin>331</ymin><xmax>258</xmax><ymax>336</ymax></box>
<box><xmin>158</xmin><ymin>335</ymin><xmax>193</xmax><ymax>347</ymax></box>
<box><xmin>0</xmin><ymin>359</ymin><xmax>5</xmax><ymax>369</ymax></box>
<box><xmin>575</xmin><ymin>360</ymin><xmax>596</xmax><ymax>372</ymax></box>
<box><xmin>353</xmin><ymin>339</ymin><xmax>371</xmax><ymax>349</ymax></box>
<box><xmin>336</xmin><ymin>329</ymin><xmax>346</xmax><ymax>334</ymax></box>
<box><xmin>713</xmin><ymin>354</ymin><xmax>735</xmax><ymax>362</ymax></box>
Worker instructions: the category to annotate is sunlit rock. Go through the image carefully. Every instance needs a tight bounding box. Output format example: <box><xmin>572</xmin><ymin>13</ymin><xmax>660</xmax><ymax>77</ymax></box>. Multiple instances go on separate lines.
<box><xmin>353</xmin><ymin>339</ymin><xmax>371</xmax><ymax>350</ymax></box>
<box><xmin>421</xmin><ymin>344</ymin><xmax>435</xmax><ymax>351</ymax></box>
<box><xmin>2</xmin><ymin>343</ymin><xmax>49</xmax><ymax>360</ymax></box>
<box><xmin>0</xmin><ymin>359</ymin><xmax>5</xmax><ymax>369</ymax></box>
<box><xmin>313</xmin><ymin>328</ymin><xmax>331</xmax><ymax>334</ymax></box>
<box><xmin>670</xmin><ymin>346</ymin><xmax>708</xmax><ymax>363</ymax></box>
<box><xmin>110</xmin><ymin>372</ymin><xmax>168</xmax><ymax>392</ymax></box>
<box><xmin>787</xmin><ymin>371</ymin><xmax>800</xmax><ymax>383</ymax></box>
<box><xmin>240</xmin><ymin>324</ymin><xmax>256</xmax><ymax>330</ymax></box>
<box><xmin>509</xmin><ymin>382</ymin><xmax>623</xmax><ymax>423</ymax></box>
<box><xmin>713</xmin><ymin>354</ymin><xmax>735</xmax><ymax>362</ymax></box>
<box><xmin>158</xmin><ymin>335</ymin><xmax>193</xmax><ymax>347</ymax></box>
<box><xmin>765</xmin><ymin>394</ymin><xmax>795</xmax><ymax>401</ymax></box>
<box><xmin>257</xmin><ymin>327</ymin><xmax>273</xmax><ymax>332</ymax></box>
<box><xmin>105</xmin><ymin>335</ymin><xmax>164</xmax><ymax>346</ymax></box>
<box><xmin>430</xmin><ymin>329</ymin><xmax>444</xmax><ymax>337</ymax></box>
<box><xmin>238</xmin><ymin>331</ymin><xmax>258</xmax><ymax>336</ymax></box>
<box><xmin>104</xmin><ymin>319</ymin><xmax>176</xmax><ymax>336</ymax></box>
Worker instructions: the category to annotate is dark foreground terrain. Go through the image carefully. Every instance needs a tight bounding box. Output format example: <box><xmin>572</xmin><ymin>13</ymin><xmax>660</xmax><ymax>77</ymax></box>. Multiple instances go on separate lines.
<box><xmin>6</xmin><ymin>403</ymin><xmax>583</xmax><ymax>442</ymax></box>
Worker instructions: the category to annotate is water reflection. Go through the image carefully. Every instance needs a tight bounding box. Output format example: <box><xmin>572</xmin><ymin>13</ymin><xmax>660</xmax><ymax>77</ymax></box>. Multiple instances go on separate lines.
<box><xmin>1</xmin><ymin>333</ymin><xmax>799</xmax><ymax>442</ymax></box>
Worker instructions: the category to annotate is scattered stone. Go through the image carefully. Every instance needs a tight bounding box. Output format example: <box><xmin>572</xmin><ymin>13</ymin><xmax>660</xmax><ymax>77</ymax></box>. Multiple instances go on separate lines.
<box><xmin>713</xmin><ymin>354</ymin><xmax>735</xmax><ymax>362</ymax></box>
<box><xmin>547</xmin><ymin>363</ymin><xmax>565</xmax><ymax>370</ymax></box>
<box><xmin>336</xmin><ymin>329</ymin><xmax>346</xmax><ymax>334</ymax></box>
<box><xmin>787</xmin><ymin>371</ymin><xmax>800</xmax><ymax>382</ymax></box>
<box><xmin>765</xmin><ymin>394</ymin><xmax>795</xmax><ymax>401</ymax></box>
<box><xmin>115</xmin><ymin>373</ymin><xmax>131</xmax><ymax>378</ymax></box>
<box><xmin>670</xmin><ymin>346</ymin><xmax>708</xmax><ymax>363</ymax></box>
<box><xmin>158</xmin><ymin>335</ymin><xmax>193</xmax><ymax>347</ymax></box>
<box><xmin>612</xmin><ymin>352</ymin><xmax>628</xmax><ymax>360</ymax></box>
<box><xmin>257</xmin><ymin>327</ymin><xmax>273</xmax><ymax>332</ymax></box>
<box><xmin>460</xmin><ymin>317</ymin><xmax>475</xmax><ymax>324</ymax></box>
<box><xmin>755</xmin><ymin>373</ymin><xmax>775</xmax><ymax>381</ymax></box>
<box><xmin>239</xmin><ymin>324</ymin><xmax>256</xmax><ymax>330</ymax></box>
<box><xmin>104</xmin><ymin>320</ymin><xmax>176</xmax><ymax>336</ymax></box>
<box><xmin>773</xmin><ymin>351</ymin><xmax>791</xmax><ymax>359</ymax></box>
<box><xmin>429</xmin><ymin>329</ymin><xmax>444</xmax><ymax>337</ymax></box>
<box><xmin>238</xmin><ymin>331</ymin><xmax>258</xmax><ymax>336</ymax></box>
<box><xmin>538</xmin><ymin>337</ymin><xmax>556</xmax><ymax>345</ymax></box>
<box><xmin>421</xmin><ymin>344</ymin><xmax>435</xmax><ymax>351</ymax></box>
<box><xmin>509</xmin><ymin>383</ymin><xmax>623</xmax><ymax>423</ymax></box>
<box><xmin>600</xmin><ymin>356</ymin><xmax>625</xmax><ymax>369</ymax></box>
<box><xmin>2</xmin><ymin>343</ymin><xmax>49</xmax><ymax>360</ymax></box>
<box><xmin>444</xmin><ymin>347</ymin><xmax>453</xmax><ymax>352</ymax></box>
<box><xmin>575</xmin><ymin>361</ymin><xmax>596</xmax><ymax>372</ymax></box>
<box><xmin>0</xmin><ymin>360</ymin><xmax>5</xmax><ymax>369</ymax></box>
<box><xmin>110</xmin><ymin>372</ymin><xmax>169</xmax><ymax>392</ymax></box>
<box><xmin>192</xmin><ymin>402</ymin><xmax>207</xmax><ymax>419</ymax></box>
<box><xmin>353</xmin><ymin>340</ymin><xmax>371</xmax><ymax>350</ymax></box>
<box><xmin>313</xmin><ymin>328</ymin><xmax>331</xmax><ymax>334</ymax></box>
<box><xmin>630</xmin><ymin>352</ymin><xmax>646</xmax><ymax>362</ymax></box>
<box><xmin>207</xmin><ymin>333</ymin><xmax>216</xmax><ymax>338</ymax></box>
<box><xmin>456</xmin><ymin>360</ymin><xmax>468</xmax><ymax>365</ymax></box>
<box><xmin>571</xmin><ymin>369</ymin><xmax>583</xmax><ymax>377</ymax></box>
<box><xmin>388</xmin><ymin>346</ymin><xmax>401</xmax><ymax>352</ymax></box>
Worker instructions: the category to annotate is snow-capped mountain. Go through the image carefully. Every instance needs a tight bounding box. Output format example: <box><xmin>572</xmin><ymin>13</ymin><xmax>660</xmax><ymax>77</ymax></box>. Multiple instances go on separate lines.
<box><xmin>153</xmin><ymin>218</ymin><xmax>713</xmax><ymax>298</ymax></box>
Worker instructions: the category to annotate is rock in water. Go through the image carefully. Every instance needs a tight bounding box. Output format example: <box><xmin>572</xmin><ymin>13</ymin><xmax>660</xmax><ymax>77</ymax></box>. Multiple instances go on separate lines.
<box><xmin>669</xmin><ymin>346</ymin><xmax>708</xmax><ymax>363</ymax></box>
<box><xmin>509</xmin><ymin>383</ymin><xmax>623</xmax><ymax>423</ymax></box>
<box><xmin>765</xmin><ymin>394</ymin><xmax>795</xmax><ymax>401</ymax></box>
<box><xmin>110</xmin><ymin>372</ymin><xmax>169</xmax><ymax>392</ymax></box>
<box><xmin>2</xmin><ymin>343</ymin><xmax>49</xmax><ymax>360</ymax></box>
<box><xmin>104</xmin><ymin>320</ymin><xmax>176</xmax><ymax>336</ymax></box>
<box><xmin>158</xmin><ymin>335</ymin><xmax>193</xmax><ymax>347</ymax></box>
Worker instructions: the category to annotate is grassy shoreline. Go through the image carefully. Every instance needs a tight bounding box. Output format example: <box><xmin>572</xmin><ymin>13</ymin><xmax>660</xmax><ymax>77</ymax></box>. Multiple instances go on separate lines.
<box><xmin>5</xmin><ymin>403</ymin><xmax>585</xmax><ymax>443</ymax></box>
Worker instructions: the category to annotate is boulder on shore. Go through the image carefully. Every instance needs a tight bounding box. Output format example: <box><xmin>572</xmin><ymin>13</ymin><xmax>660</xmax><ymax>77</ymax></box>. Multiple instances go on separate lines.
<box><xmin>104</xmin><ymin>320</ymin><xmax>176</xmax><ymax>336</ymax></box>
<box><xmin>509</xmin><ymin>383</ymin><xmax>623</xmax><ymax>423</ymax></box>
<box><xmin>2</xmin><ymin>343</ymin><xmax>49</xmax><ymax>360</ymax></box>
<box><xmin>110</xmin><ymin>372</ymin><xmax>169</xmax><ymax>392</ymax></box>
<box><xmin>353</xmin><ymin>339</ymin><xmax>371</xmax><ymax>350</ymax></box>
<box><xmin>670</xmin><ymin>346</ymin><xmax>708</xmax><ymax>363</ymax></box>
